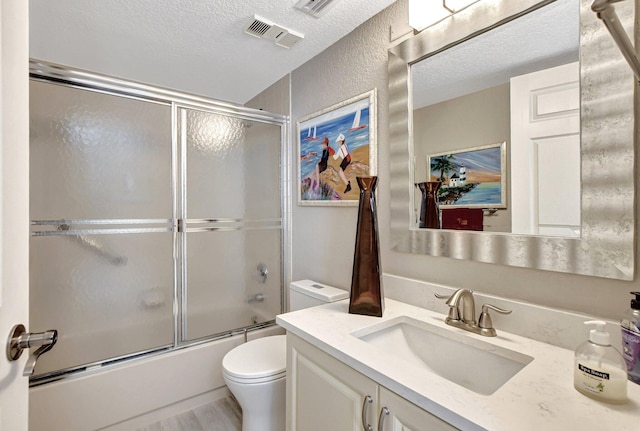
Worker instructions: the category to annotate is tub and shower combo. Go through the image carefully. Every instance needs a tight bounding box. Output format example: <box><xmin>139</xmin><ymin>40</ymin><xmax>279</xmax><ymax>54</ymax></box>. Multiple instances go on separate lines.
<box><xmin>27</xmin><ymin>61</ymin><xmax>288</xmax><ymax>430</ymax></box>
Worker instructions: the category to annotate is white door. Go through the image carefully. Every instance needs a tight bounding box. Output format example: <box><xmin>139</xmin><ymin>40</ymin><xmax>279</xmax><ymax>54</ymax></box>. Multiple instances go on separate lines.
<box><xmin>510</xmin><ymin>61</ymin><xmax>581</xmax><ymax>237</ymax></box>
<box><xmin>0</xmin><ymin>1</ymin><xmax>30</xmax><ymax>430</ymax></box>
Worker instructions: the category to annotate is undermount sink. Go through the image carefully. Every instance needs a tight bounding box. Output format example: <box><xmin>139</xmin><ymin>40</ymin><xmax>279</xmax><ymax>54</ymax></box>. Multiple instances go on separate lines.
<box><xmin>352</xmin><ymin>316</ymin><xmax>533</xmax><ymax>395</ymax></box>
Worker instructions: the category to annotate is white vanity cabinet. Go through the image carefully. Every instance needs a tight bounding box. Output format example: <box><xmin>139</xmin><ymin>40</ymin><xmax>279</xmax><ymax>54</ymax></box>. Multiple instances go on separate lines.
<box><xmin>286</xmin><ymin>333</ymin><xmax>458</xmax><ymax>431</ymax></box>
<box><xmin>286</xmin><ymin>333</ymin><xmax>378</xmax><ymax>430</ymax></box>
<box><xmin>378</xmin><ymin>386</ymin><xmax>457</xmax><ymax>431</ymax></box>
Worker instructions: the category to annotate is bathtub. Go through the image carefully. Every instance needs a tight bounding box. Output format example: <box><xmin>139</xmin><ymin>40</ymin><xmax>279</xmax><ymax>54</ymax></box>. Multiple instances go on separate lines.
<box><xmin>29</xmin><ymin>325</ymin><xmax>284</xmax><ymax>431</ymax></box>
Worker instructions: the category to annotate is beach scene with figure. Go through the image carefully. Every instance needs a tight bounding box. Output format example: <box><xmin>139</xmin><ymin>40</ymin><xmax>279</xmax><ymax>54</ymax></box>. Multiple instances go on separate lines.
<box><xmin>428</xmin><ymin>142</ymin><xmax>506</xmax><ymax>208</ymax></box>
<box><xmin>298</xmin><ymin>94</ymin><xmax>374</xmax><ymax>204</ymax></box>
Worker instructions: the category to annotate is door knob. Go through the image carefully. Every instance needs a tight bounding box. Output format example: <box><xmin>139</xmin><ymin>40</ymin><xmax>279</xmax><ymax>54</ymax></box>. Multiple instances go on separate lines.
<box><xmin>6</xmin><ymin>324</ymin><xmax>58</xmax><ymax>376</ymax></box>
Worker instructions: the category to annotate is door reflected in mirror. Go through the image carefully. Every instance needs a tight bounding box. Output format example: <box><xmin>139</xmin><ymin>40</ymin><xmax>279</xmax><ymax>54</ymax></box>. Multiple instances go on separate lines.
<box><xmin>411</xmin><ymin>0</ymin><xmax>579</xmax><ymax>237</ymax></box>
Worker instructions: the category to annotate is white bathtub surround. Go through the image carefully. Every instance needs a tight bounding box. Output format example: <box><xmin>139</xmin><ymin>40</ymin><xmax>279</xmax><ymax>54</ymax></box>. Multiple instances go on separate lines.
<box><xmin>276</xmin><ymin>298</ymin><xmax>640</xmax><ymax>431</ymax></box>
<box><xmin>29</xmin><ymin>326</ymin><xmax>283</xmax><ymax>431</ymax></box>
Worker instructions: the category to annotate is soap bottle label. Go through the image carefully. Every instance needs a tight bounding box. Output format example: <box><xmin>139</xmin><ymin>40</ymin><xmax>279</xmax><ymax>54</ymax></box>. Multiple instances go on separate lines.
<box><xmin>574</xmin><ymin>359</ymin><xmax>627</xmax><ymax>404</ymax></box>
<box><xmin>575</xmin><ymin>361</ymin><xmax>610</xmax><ymax>396</ymax></box>
<box><xmin>621</xmin><ymin>327</ymin><xmax>640</xmax><ymax>383</ymax></box>
<box><xmin>578</xmin><ymin>364</ymin><xmax>609</xmax><ymax>380</ymax></box>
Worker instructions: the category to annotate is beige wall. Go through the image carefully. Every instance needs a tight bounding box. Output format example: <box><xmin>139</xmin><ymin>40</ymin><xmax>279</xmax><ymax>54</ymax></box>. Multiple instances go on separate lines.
<box><xmin>246</xmin><ymin>75</ymin><xmax>291</xmax><ymax>116</ymax></box>
<box><xmin>290</xmin><ymin>0</ymin><xmax>404</xmax><ymax>294</ymax></box>
<box><xmin>289</xmin><ymin>0</ymin><xmax>637</xmax><ymax>321</ymax></box>
<box><xmin>413</xmin><ymin>83</ymin><xmax>511</xmax><ymax>232</ymax></box>
<box><xmin>414</xmin><ymin>83</ymin><xmax>510</xmax><ymax>180</ymax></box>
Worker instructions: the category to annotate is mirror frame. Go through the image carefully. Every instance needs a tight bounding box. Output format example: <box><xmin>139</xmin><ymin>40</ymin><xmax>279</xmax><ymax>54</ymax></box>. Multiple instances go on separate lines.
<box><xmin>388</xmin><ymin>0</ymin><xmax>635</xmax><ymax>280</ymax></box>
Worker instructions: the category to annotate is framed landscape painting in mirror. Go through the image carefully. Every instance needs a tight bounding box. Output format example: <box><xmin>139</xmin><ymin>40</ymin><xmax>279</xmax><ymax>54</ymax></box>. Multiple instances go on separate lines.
<box><xmin>427</xmin><ymin>142</ymin><xmax>506</xmax><ymax>209</ymax></box>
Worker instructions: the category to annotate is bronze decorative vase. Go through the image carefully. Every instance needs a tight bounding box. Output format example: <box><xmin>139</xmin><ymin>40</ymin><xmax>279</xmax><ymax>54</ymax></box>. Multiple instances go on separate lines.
<box><xmin>349</xmin><ymin>176</ymin><xmax>383</xmax><ymax>317</ymax></box>
<box><xmin>417</xmin><ymin>181</ymin><xmax>441</xmax><ymax>229</ymax></box>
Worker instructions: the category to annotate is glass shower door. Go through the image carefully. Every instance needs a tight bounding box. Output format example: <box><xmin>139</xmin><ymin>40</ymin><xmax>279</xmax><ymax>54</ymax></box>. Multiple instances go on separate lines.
<box><xmin>180</xmin><ymin>107</ymin><xmax>282</xmax><ymax>341</ymax></box>
<box><xmin>29</xmin><ymin>70</ymin><xmax>286</xmax><ymax>380</ymax></box>
<box><xmin>29</xmin><ymin>81</ymin><xmax>175</xmax><ymax>376</ymax></box>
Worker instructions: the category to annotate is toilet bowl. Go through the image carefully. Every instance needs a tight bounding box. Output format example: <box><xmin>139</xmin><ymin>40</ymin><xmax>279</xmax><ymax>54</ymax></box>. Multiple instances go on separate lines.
<box><xmin>223</xmin><ymin>335</ymin><xmax>286</xmax><ymax>431</ymax></box>
<box><xmin>222</xmin><ymin>280</ymin><xmax>348</xmax><ymax>431</ymax></box>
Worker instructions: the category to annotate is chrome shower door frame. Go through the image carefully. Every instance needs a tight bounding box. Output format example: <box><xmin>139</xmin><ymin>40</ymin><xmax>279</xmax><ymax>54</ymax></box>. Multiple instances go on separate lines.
<box><xmin>29</xmin><ymin>60</ymin><xmax>290</xmax><ymax>384</ymax></box>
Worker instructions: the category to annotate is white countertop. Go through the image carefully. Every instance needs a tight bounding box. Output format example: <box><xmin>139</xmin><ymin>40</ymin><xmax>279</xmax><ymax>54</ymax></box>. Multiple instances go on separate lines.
<box><xmin>276</xmin><ymin>298</ymin><xmax>640</xmax><ymax>431</ymax></box>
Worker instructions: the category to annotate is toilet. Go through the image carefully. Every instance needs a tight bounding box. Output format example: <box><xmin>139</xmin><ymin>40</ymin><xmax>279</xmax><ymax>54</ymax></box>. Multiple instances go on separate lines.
<box><xmin>222</xmin><ymin>280</ymin><xmax>349</xmax><ymax>431</ymax></box>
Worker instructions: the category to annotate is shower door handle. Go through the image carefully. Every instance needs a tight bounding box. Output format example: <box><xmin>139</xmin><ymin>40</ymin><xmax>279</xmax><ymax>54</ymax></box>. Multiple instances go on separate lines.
<box><xmin>6</xmin><ymin>324</ymin><xmax>58</xmax><ymax>376</ymax></box>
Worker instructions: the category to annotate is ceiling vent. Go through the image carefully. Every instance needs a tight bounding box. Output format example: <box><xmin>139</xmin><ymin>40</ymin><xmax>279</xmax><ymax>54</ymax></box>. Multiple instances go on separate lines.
<box><xmin>295</xmin><ymin>0</ymin><xmax>340</xmax><ymax>18</ymax></box>
<box><xmin>243</xmin><ymin>15</ymin><xmax>304</xmax><ymax>49</ymax></box>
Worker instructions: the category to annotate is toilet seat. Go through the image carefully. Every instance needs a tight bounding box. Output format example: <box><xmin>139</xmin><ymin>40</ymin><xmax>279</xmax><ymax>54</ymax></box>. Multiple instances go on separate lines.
<box><xmin>222</xmin><ymin>335</ymin><xmax>286</xmax><ymax>384</ymax></box>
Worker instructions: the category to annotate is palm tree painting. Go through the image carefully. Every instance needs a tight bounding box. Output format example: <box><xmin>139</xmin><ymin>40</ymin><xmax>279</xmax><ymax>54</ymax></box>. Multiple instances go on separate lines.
<box><xmin>427</xmin><ymin>142</ymin><xmax>506</xmax><ymax>208</ymax></box>
<box><xmin>430</xmin><ymin>154</ymin><xmax>456</xmax><ymax>182</ymax></box>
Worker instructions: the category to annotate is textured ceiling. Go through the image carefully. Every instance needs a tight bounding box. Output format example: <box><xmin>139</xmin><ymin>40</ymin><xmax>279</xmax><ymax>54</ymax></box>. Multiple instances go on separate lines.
<box><xmin>29</xmin><ymin>0</ymin><xmax>398</xmax><ymax>104</ymax></box>
<box><xmin>413</xmin><ymin>0</ymin><xmax>579</xmax><ymax>109</ymax></box>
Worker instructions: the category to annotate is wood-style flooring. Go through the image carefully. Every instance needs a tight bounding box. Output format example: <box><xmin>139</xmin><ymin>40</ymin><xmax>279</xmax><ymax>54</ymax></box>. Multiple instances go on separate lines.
<box><xmin>137</xmin><ymin>397</ymin><xmax>242</xmax><ymax>431</ymax></box>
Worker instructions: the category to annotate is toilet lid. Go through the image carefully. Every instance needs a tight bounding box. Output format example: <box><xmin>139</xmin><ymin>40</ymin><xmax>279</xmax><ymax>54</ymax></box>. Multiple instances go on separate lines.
<box><xmin>222</xmin><ymin>335</ymin><xmax>286</xmax><ymax>381</ymax></box>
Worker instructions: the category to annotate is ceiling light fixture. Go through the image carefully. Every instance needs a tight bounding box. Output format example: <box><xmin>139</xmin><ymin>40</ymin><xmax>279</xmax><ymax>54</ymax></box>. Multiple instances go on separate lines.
<box><xmin>408</xmin><ymin>0</ymin><xmax>480</xmax><ymax>31</ymax></box>
<box><xmin>295</xmin><ymin>0</ymin><xmax>340</xmax><ymax>18</ymax></box>
<box><xmin>444</xmin><ymin>0</ymin><xmax>479</xmax><ymax>13</ymax></box>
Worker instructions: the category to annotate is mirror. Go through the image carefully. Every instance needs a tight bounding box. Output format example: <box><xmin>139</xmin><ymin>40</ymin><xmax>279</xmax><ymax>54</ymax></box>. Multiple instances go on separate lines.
<box><xmin>388</xmin><ymin>0</ymin><xmax>635</xmax><ymax>279</ymax></box>
<box><xmin>411</xmin><ymin>0</ymin><xmax>579</xmax><ymax>236</ymax></box>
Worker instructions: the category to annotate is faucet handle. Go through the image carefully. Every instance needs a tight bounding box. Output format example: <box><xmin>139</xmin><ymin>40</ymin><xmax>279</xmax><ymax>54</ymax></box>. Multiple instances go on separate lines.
<box><xmin>434</xmin><ymin>289</ymin><xmax>474</xmax><ymax>300</ymax></box>
<box><xmin>478</xmin><ymin>304</ymin><xmax>512</xmax><ymax>337</ymax></box>
<box><xmin>481</xmin><ymin>303</ymin><xmax>512</xmax><ymax>315</ymax></box>
<box><xmin>434</xmin><ymin>292</ymin><xmax>460</xmax><ymax>320</ymax></box>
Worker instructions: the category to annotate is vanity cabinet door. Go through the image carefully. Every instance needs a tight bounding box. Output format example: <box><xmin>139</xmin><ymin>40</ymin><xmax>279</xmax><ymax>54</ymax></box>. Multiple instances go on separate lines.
<box><xmin>287</xmin><ymin>334</ymin><xmax>378</xmax><ymax>431</ymax></box>
<box><xmin>378</xmin><ymin>387</ymin><xmax>459</xmax><ymax>431</ymax></box>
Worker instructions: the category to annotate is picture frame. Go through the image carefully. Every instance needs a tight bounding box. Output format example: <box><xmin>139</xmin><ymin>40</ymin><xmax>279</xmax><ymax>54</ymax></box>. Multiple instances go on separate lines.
<box><xmin>297</xmin><ymin>89</ymin><xmax>377</xmax><ymax>206</ymax></box>
<box><xmin>427</xmin><ymin>141</ymin><xmax>507</xmax><ymax>209</ymax></box>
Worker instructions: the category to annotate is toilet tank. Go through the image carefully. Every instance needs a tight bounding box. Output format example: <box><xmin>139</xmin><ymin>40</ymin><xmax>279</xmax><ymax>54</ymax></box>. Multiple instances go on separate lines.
<box><xmin>289</xmin><ymin>280</ymin><xmax>349</xmax><ymax>311</ymax></box>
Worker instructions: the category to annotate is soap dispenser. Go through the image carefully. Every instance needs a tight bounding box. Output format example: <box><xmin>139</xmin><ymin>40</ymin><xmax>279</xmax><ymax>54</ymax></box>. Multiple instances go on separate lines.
<box><xmin>621</xmin><ymin>291</ymin><xmax>640</xmax><ymax>384</ymax></box>
<box><xmin>574</xmin><ymin>320</ymin><xmax>627</xmax><ymax>404</ymax></box>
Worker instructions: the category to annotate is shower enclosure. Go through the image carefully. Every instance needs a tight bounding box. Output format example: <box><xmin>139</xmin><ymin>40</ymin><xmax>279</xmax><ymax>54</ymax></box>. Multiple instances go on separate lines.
<box><xmin>28</xmin><ymin>61</ymin><xmax>288</xmax><ymax>382</ymax></box>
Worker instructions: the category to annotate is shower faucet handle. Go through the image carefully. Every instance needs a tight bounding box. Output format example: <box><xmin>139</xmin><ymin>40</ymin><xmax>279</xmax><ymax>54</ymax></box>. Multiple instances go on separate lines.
<box><xmin>257</xmin><ymin>263</ymin><xmax>269</xmax><ymax>283</ymax></box>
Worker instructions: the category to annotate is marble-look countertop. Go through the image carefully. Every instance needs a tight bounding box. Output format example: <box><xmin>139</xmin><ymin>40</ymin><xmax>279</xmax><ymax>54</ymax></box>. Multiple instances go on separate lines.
<box><xmin>276</xmin><ymin>298</ymin><xmax>640</xmax><ymax>431</ymax></box>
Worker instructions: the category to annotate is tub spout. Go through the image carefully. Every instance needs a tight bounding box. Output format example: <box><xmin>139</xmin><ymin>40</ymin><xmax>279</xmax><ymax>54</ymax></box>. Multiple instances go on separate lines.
<box><xmin>248</xmin><ymin>293</ymin><xmax>265</xmax><ymax>303</ymax></box>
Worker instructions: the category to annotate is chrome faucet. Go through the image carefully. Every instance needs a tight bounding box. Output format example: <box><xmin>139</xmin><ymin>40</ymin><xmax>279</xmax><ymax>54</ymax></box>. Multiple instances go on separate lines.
<box><xmin>435</xmin><ymin>289</ymin><xmax>511</xmax><ymax>337</ymax></box>
<box><xmin>446</xmin><ymin>288</ymin><xmax>476</xmax><ymax>324</ymax></box>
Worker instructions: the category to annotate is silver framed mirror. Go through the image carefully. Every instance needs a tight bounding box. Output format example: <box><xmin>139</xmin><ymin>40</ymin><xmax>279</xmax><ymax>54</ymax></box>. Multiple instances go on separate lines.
<box><xmin>388</xmin><ymin>0</ymin><xmax>635</xmax><ymax>280</ymax></box>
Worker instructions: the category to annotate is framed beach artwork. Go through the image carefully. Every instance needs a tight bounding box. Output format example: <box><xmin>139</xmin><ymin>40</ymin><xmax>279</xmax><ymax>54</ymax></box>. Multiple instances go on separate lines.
<box><xmin>297</xmin><ymin>89</ymin><xmax>377</xmax><ymax>206</ymax></box>
<box><xmin>427</xmin><ymin>141</ymin><xmax>507</xmax><ymax>209</ymax></box>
